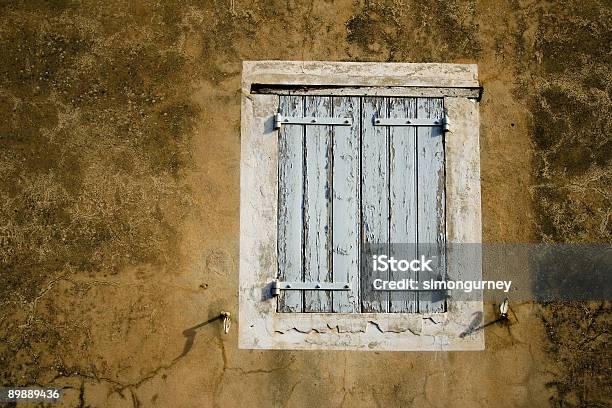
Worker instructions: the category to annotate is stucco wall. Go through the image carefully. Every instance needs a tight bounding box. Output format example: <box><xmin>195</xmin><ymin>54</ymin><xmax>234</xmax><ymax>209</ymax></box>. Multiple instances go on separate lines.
<box><xmin>0</xmin><ymin>1</ymin><xmax>609</xmax><ymax>407</ymax></box>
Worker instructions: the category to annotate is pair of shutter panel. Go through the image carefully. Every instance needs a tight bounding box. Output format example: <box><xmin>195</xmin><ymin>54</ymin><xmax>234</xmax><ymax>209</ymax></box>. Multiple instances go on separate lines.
<box><xmin>277</xmin><ymin>95</ymin><xmax>446</xmax><ymax>314</ymax></box>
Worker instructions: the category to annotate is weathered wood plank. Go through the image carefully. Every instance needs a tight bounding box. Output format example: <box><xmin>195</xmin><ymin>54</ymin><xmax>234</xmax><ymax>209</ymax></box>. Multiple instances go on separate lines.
<box><xmin>389</xmin><ymin>97</ymin><xmax>418</xmax><ymax>313</ymax></box>
<box><xmin>361</xmin><ymin>97</ymin><xmax>389</xmax><ymax>313</ymax></box>
<box><xmin>252</xmin><ymin>85</ymin><xmax>481</xmax><ymax>99</ymax></box>
<box><xmin>303</xmin><ymin>96</ymin><xmax>333</xmax><ymax>312</ymax></box>
<box><xmin>277</xmin><ymin>95</ymin><xmax>304</xmax><ymax>312</ymax></box>
<box><xmin>417</xmin><ymin>98</ymin><xmax>446</xmax><ymax>313</ymax></box>
<box><xmin>332</xmin><ymin>96</ymin><xmax>360</xmax><ymax>313</ymax></box>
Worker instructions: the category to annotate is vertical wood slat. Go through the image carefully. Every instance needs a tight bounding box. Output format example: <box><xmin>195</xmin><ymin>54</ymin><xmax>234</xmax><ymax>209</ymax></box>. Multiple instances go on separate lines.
<box><xmin>389</xmin><ymin>97</ymin><xmax>418</xmax><ymax>313</ymax></box>
<box><xmin>417</xmin><ymin>98</ymin><xmax>446</xmax><ymax>313</ymax></box>
<box><xmin>361</xmin><ymin>97</ymin><xmax>389</xmax><ymax>313</ymax></box>
<box><xmin>277</xmin><ymin>95</ymin><xmax>304</xmax><ymax>312</ymax></box>
<box><xmin>332</xmin><ymin>97</ymin><xmax>360</xmax><ymax>313</ymax></box>
<box><xmin>303</xmin><ymin>96</ymin><xmax>333</xmax><ymax>312</ymax></box>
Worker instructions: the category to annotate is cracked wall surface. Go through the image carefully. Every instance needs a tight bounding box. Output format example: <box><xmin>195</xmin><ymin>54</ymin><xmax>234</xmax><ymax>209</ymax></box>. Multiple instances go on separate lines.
<box><xmin>0</xmin><ymin>0</ymin><xmax>609</xmax><ymax>407</ymax></box>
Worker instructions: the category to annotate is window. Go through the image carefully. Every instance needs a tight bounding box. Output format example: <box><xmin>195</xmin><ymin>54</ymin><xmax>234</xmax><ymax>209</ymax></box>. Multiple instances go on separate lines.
<box><xmin>240</xmin><ymin>61</ymin><xmax>483</xmax><ymax>351</ymax></box>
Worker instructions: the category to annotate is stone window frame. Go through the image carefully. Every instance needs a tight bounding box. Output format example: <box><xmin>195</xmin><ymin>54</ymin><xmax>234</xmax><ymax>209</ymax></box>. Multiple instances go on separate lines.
<box><xmin>239</xmin><ymin>61</ymin><xmax>483</xmax><ymax>351</ymax></box>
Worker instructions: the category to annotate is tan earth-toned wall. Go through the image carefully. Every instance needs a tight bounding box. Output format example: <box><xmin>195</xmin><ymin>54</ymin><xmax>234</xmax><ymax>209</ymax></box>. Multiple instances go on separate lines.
<box><xmin>0</xmin><ymin>1</ymin><xmax>609</xmax><ymax>407</ymax></box>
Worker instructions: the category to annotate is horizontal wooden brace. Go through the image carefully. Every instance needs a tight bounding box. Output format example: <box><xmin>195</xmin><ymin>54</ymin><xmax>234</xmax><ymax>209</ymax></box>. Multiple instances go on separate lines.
<box><xmin>251</xmin><ymin>84</ymin><xmax>482</xmax><ymax>99</ymax></box>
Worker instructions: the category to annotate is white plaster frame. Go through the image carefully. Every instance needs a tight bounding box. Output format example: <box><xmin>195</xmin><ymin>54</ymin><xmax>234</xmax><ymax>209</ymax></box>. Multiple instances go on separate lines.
<box><xmin>239</xmin><ymin>61</ymin><xmax>483</xmax><ymax>351</ymax></box>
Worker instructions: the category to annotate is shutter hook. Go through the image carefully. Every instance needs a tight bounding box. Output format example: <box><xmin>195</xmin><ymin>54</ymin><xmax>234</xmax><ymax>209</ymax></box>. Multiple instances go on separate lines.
<box><xmin>499</xmin><ymin>298</ymin><xmax>509</xmax><ymax>320</ymax></box>
<box><xmin>220</xmin><ymin>311</ymin><xmax>231</xmax><ymax>334</ymax></box>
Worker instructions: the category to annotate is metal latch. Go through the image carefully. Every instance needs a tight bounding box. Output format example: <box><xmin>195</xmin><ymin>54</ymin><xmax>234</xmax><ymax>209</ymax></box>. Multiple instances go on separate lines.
<box><xmin>274</xmin><ymin>113</ymin><xmax>353</xmax><ymax>129</ymax></box>
<box><xmin>373</xmin><ymin>112</ymin><xmax>450</xmax><ymax>132</ymax></box>
<box><xmin>271</xmin><ymin>279</ymin><xmax>350</xmax><ymax>296</ymax></box>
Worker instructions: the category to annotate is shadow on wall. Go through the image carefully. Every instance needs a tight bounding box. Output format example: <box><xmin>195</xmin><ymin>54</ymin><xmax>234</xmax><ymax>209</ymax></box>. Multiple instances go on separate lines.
<box><xmin>179</xmin><ymin>315</ymin><xmax>225</xmax><ymax>359</ymax></box>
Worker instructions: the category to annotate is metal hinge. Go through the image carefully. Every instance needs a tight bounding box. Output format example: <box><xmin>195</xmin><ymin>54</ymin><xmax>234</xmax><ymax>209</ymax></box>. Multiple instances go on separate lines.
<box><xmin>373</xmin><ymin>112</ymin><xmax>450</xmax><ymax>132</ymax></box>
<box><xmin>274</xmin><ymin>113</ymin><xmax>353</xmax><ymax>129</ymax></box>
<box><xmin>271</xmin><ymin>279</ymin><xmax>350</xmax><ymax>296</ymax></box>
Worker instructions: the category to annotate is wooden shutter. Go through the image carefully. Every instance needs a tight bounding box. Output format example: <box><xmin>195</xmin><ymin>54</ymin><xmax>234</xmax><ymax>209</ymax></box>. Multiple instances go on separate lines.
<box><xmin>277</xmin><ymin>95</ymin><xmax>446</xmax><ymax>313</ymax></box>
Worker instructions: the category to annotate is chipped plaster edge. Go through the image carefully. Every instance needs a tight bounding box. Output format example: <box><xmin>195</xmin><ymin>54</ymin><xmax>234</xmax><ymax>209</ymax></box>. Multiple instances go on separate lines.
<box><xmin>242</xmin><ymin>61</ymin><xmax>479</xmax><ymax>93</ymax></box>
